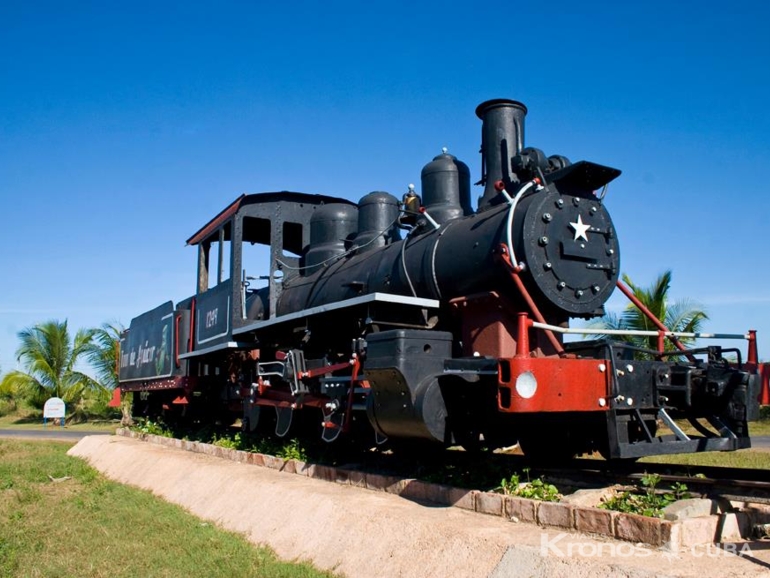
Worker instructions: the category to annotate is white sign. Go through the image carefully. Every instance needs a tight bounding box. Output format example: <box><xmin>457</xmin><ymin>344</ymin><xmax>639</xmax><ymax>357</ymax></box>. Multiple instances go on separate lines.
<box><xmin>43</xmin><ymin>397</ymin><xmax>66</xmax><ymax>419</ymax></box>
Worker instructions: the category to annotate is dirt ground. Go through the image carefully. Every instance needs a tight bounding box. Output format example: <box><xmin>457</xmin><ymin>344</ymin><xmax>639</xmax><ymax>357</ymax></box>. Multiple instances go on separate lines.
<box><xmin>69</xmin><ymin>436</ymin><xmax>770</xmax><ymax>578</ymax></box>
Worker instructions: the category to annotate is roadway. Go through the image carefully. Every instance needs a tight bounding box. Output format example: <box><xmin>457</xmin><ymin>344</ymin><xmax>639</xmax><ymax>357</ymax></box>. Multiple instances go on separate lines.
<box><xmin>0</xmin><ymin>428</ymin><xmax>111</xmax><ymax>442</ymax></box>
<box><xmin>750</xmin><ymin>435</ymin><xmax>770</xmax><ymax>449</ymax></box>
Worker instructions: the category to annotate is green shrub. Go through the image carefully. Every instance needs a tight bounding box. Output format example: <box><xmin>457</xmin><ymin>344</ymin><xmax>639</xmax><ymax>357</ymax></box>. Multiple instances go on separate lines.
<box><xmin>0</xmin><ymin>399</ymin><xmax>17</xmax><ymax>418</ymax></box>
<box><xmin>277</xmin><ymin>438</ymin><xmax>308</xmax><ymax>461</ymax></box>
<box><xmin>600</xmin><ymin>473</ymin><xmax>690</xmax><ymax>517</ymax></box>
<box><xmin>500</xmin><ymin>468</ymin><xmax>560</xmax><ymax>502</ymax></box>
<box><xmin>133</xmin><ymin>419</ymin><xmax>173</xmax><ymax>437</ymax></box>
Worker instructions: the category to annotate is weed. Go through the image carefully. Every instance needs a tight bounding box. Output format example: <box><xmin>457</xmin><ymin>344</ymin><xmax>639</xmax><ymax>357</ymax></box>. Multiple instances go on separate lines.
<box><xmin>600</xmin><ymin>472</ymin><xmax>690</xmax><ymax>518</ymax></box>
<box><xmin>212</xmin><ymin>432</ymin><xmax>242</xmax><ymax>449</ymax></box>
<box><xmin>133</xmin><ymin>418</ymin><xmax>173</xmax><ymax>437</ymax></box>
<box><xmin>277</xmin><ymin>438</ymin><xmax>308</xmax><ymax>461</ymax></box>
<box><xmin>499</xmin><ymin>468</ymin><xmax>560</xmax><ymax>502</ymax></box>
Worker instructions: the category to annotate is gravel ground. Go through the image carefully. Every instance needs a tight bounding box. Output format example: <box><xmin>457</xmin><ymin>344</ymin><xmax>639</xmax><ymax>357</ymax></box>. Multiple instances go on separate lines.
<box><xmin>69</xmin><ymin>436</ymin><xmax>770</xmax><ymax>578</ymax></box>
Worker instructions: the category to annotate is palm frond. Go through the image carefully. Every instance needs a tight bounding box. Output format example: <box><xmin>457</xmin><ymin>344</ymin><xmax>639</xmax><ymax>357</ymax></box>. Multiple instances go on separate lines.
<box><xmin>665</xmin><ymin>298</ymin><xmax>709</xmax><ymax>336</ymax></box>
<box><xmin>9</xmin><ymin>319</ymin><xmax>98</xmax><ymax>405</ymax></box>
<box><xmin>85</xmin><ymin>322</ymin><xmax>124</xmax><ymax>390</ymax></box>
<box><xmin>591</xmin><ymin>271</ymin><xmax>709</xmax><ymax>357</ymax></box>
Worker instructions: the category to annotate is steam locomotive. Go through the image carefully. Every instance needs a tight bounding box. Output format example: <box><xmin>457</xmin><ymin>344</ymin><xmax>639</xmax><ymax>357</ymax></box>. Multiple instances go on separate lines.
<box><xmin>118</xmin><ymin>99</ymin><xmax>761</xmax><ymax>460</ymax></box>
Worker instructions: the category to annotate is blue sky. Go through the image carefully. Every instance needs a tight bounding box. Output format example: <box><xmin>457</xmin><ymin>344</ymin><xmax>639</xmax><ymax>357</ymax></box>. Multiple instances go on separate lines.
<box><xmin>1</xmin><ymin>0</ymin><xmax>769</xmax><ymax>372</ymax></box>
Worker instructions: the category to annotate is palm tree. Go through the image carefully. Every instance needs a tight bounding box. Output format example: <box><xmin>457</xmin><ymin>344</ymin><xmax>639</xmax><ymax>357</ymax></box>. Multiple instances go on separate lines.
<box><xmin>86</xmin><ymin>322</ymin><xmax>124</xmax><ymax>390</ymax></box>
<box><xmin>0</xmin><ymin>320</ymin><xmax>100</xmax><ymax>409</ymax></box>
<box><xmin>0</xmin><ymin>363</ymin><xmax>17</xmax><ymax>415</ymax></box>
<box><xmin>85</xmin><ymin>321</ymin><xmax>133</xmax><ymax>425</ymax></box>
<box><xmin>591</xmin><ymin>270</ymin><xmax>708</xmax><ymax>353</ymax></box>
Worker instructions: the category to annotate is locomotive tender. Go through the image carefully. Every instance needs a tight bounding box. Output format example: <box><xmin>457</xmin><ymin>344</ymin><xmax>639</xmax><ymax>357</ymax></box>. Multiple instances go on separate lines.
<box><xmin>118</xmin><ymin>99</ymin><xmax>761</xmax><ymax>460</ymax></box>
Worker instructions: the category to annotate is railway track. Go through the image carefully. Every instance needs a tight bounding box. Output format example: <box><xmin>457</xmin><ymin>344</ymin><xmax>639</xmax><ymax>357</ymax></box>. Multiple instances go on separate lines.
<box><xmin>119</xmin><ymin>425</ymin><xmax>770</xmax><ymax>507</ymax></box>
<box><xmin>541</xmin><ymin>459</ymin><xmax>770</xmax><ymax>505</ymax></box>
<box><xmin>330</xmin><ymin>448</ymin><xmax>770</xmax><ymax>507</ymax></box>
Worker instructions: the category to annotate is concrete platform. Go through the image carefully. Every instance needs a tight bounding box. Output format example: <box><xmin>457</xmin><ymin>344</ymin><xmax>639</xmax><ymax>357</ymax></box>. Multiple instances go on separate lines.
<box><xmin>68</xmin><ymin>436</ymin><xmax>770</xmax><ymax>578</ymax></box>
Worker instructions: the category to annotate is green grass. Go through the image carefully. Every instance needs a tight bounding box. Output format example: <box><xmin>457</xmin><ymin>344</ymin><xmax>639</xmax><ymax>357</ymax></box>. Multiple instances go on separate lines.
<box><xmin>748</xmin><ymin>419</ymin><xmax>770</xmax><ymax>436</ymax></box>
<box><xmin>0</xmin><ymin>408</ymin><xmax>118</xmax><ymax>432</ymax></box>
<box><xmin>0</xmin><ymin>440</ymin><xmax>335</xmax><ymax>578</ymax></box>
<box><xmin>640</xmin><ymin>448</ymin><xmax>770</xmax><ymax>469</ymax></box>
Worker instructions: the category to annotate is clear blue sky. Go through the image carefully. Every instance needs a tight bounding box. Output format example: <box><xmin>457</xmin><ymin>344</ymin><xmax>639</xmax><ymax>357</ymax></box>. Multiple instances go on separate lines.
<box><xmin>2</xmin><ymin>0</ymin><xmax>769</xmax><ymax>372</ymax></box>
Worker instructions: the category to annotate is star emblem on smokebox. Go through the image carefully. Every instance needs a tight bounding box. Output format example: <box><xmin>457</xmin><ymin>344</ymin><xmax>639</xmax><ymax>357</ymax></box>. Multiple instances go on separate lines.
<box><xmin>569</xmin><ymin>214</ymin><xmax>590</xmax><ymax>242</ymax></box>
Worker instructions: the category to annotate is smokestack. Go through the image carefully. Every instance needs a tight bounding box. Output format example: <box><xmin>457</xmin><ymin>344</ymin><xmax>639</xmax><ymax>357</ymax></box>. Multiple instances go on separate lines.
<box><xmin>475</xmin><ymin>99</ymin><xmax>527</xmax><ymax>209</ymax></box>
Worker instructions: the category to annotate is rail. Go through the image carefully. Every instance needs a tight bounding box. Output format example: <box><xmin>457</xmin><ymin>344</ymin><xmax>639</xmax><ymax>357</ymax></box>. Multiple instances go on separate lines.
<box><xmin>530</xmin><ymin>322</ymin><xmax>750</xmax><ymax>341</ymax></box>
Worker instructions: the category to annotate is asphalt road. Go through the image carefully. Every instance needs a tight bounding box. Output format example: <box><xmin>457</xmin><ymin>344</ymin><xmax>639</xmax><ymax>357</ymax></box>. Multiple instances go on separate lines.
<box><xmin>750</xmin><ymin>435</ymin><xmax>770</xmax><ymax>449</ymax></box>
<box><xmin>0</xmin><ymin>428</ymin><xmax>111</xmax><ymax>441</ymax></box>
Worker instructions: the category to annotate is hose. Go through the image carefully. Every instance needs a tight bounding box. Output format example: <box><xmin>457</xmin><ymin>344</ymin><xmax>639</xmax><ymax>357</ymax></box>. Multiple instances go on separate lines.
<box><xmin>504</xmin><ymin>178</ymin><xmax>541</xmax><ymax>272</ymax></box>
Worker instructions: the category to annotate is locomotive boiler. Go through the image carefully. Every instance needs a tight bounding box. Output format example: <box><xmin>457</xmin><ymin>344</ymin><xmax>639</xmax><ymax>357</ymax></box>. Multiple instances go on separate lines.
<box><xmin>118</xmin><ymin>99</ymin><xmax>761</xmax><ymax>460</ymax></box>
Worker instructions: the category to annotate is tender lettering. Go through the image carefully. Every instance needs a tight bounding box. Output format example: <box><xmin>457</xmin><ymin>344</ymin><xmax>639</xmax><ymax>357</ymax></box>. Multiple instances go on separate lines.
<box><xmin>136</xmin><ymin>340</ymin><xmax>156</xmax><ymax>368</ymax></box>
<box><xmin>205</xmin><ymin>308</ymin><xmax>218</xmax><ymax>329</ymax></box>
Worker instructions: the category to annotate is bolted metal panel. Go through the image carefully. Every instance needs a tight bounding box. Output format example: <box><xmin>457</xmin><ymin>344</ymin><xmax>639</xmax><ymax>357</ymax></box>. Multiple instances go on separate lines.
<box><xmin>521</xmin><ymin>187</ymin><xmax>621</xmax><ymax>315</ymax></box>
<box><xmin>497</xmin><ymin>357</ymin><xmax>610</xmax><ymax>413</ymax></box>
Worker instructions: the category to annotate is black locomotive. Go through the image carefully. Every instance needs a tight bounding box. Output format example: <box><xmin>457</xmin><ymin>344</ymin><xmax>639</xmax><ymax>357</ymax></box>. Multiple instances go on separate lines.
<box><xmin>118</xmin><ymin>99</ymin><xmax>760</xmax><ymax>460</ymax></box>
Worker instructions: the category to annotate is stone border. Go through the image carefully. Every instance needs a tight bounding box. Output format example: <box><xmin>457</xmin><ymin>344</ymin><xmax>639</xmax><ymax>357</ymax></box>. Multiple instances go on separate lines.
<box><xmin>115</xmin><ymin>429</ymin><xmax>754</xmax><ymax>551</ymax></box>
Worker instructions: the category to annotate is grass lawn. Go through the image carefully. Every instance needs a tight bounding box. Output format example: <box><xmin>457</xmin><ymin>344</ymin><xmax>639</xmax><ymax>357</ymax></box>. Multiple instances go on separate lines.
<box><xmin>0</xmin><ymin>409</ymin><xmax>118</xmax><ymax>433</ymax></box>
<box><xmin>0</xmin><ymin>440</ymin><xmax>335</xmax><ymax>578</ymax></box>
<box><xmin>624</xmin><ymin>410</ymin><xmax>770</xmax><ymax>469</ymax></box>
<box><xmin>749</xmin><ymin>419</ymin><xmax>770</xmax><ymax>436</ymax></box>
<box><xmin>639</xmin><ymin>448</ymin><xmax>770</xmax><ymax>469</ymax></box>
